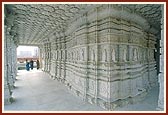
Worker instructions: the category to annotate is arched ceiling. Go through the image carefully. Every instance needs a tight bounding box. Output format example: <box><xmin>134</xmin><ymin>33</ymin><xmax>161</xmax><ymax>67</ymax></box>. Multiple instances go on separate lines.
<box><xmin>123</xmin><ymin>4</ymin><xmax>162</xmax><ymax>31</ymax></box>
<box><xmin>4</xmin><ymin>4</ymin><xmax>162</xmax><ymax>46</ymax></box>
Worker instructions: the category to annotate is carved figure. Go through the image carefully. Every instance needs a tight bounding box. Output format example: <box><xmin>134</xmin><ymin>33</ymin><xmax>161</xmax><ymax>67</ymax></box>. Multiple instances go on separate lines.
<box><xmin>111</xmin><ymin>49</ymin><xmax>116</xmax><ymax>62</ymax></box>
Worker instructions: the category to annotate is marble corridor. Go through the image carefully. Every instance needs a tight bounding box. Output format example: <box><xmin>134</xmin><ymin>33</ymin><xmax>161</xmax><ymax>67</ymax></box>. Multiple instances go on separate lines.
<box><xmin>3</xmin><ymin>3</ymin><xmax>165</xmax><ymax>111</ymax></box>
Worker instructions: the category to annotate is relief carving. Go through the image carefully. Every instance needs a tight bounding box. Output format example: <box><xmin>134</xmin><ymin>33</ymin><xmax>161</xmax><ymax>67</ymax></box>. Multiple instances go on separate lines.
<box><xmin>89</xmin><ymin>80</ymin><xmax>95</xmax><ymax>90</ymax></box>
<box><xmin>102</xmin><ymin>49</ymin><xmax>107</xmax><ymax>62</ymax></box>
<box><xmin>111</xmin><ymin>49</ymin><xmax>116</xmax><ymax>62</ymax></box>
<box><xmin>55</xmin><ymin>52</ymin><xmax>57</xmax><ymax>59</ymax></box>
<box><xmin>81</xmin><ymin>49</ymin><xmax>84</xmax><ymax>61</ymax></box>
<box><xmin>99</xmin><ymin>82</ymin><xmax>108</xmax><ymax>97</ymax></box>
<box><xmin>71</xmin><ymin>52</ymin><xmax>73</xmax><ymax>60</ymax></box>
<box><xmin>62</xmin><ymin>51</ymin><xmax>65</xmax><ymax>59</ymax></box>
<box><xmin>68</xmin><ymin>52</ymin><xmax>71</xmax><ymax>60</ymax></box>
<box><xmin>92</xmin><ymin>49</ymin><xmax>95</xmax><ymax>61</ymax></box>
<box><xmin>123</xmin><ymin>49</ymin><xmax>127</xmax><ymax>61</ymax></box>
<box><xmin>77</xmin><ymin>50</ymin><xmax>79</xmax><ymax>60</ymax></box>
<box><xmin>133</xmin><ymin>48</ymin><xmax>138</xmax><ymax>61</ymax></box>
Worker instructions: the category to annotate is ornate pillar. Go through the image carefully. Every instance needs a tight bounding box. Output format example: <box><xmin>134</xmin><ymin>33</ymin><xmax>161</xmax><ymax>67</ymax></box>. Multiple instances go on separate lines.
<box><xmin>42</xmin><ymin>43</ymin><xmax>46</xmax><ymax>71</ymax></box>
<box><xmin>6</xmin><ymin>27</ymin><xmax>16</xmax><ymax>90</ymax></box>
<box><xmin>4</xmin><ymin>25</ymin><xmax>13</xmax><ymax>104</ymax></box>
<box><xmin>58</xmin><ymin>35</ymin><xmax>62</xmax><ymax>80</ymax></box>
<box><xmin>62</xmin><ymin>32</ymin><xmax>66</xmax><ymax>83</ymax></box>
<box><xmin>157</xmin><ymin>5</ymin><xmax>164</xmax><ymax>111</ymax></box>
<box><xmin>4</xmin><ymin>7</ymin><xmax>18</xmax><ymax>104</ymax></box>
<box><xmin>94</xmin><ymin>7</ymin><xmax>99</xmax><ymax>105</ymax></box>
<box><xmin>43</xmin><ymin>39</ymin><xmax>49</xmax><ymax>72</ymax></box>
<box><xmin>55</xmin><ymin>36</ymin><xmax>58</xmax><ymax>79</ymax></box>
<box><xmin>49</xmin><ymin>33</ymin><xmax>57</xmax><ymax>79</ymax></box>
<box><xmin>38</xmin><ymin>46</ymin><xmax>43</xmax><ymax>70</ymax></box>
<box><xmin>43</xmin><ymin>38</ymin><xmax>51</xmax><ymax>73</ymax></box>
<box><xmin>83</xmin><ymin>13</ymin><xmax>89</xmax><ymax>102</ymax></box>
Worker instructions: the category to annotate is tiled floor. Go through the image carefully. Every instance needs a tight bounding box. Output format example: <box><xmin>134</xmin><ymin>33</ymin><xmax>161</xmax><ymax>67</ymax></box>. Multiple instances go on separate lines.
<box><xmin>4</xmin><ymin>69</ymin><xmax>159</xmax><ymax>112</ymax></box>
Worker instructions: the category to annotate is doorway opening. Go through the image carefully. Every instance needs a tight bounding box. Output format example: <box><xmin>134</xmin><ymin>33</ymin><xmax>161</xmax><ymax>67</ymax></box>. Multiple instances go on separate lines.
<box><xmin>17</xmin><ymin>45</ymin><xmax>39</xmax><ymax>71</ymax></box>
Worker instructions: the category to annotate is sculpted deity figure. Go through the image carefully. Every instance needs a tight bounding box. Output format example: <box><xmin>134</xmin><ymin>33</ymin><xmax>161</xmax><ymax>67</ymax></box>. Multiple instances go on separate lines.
<box><xmin>123</xmin><ymin>49</ymin><xmax>127</xmax><ymax>61</ymax></box>
<box><xmin>72</xmin><ymin>52</ymin><xmax>73</xmax><ymax>60</ymax></box>
<box><xmin>62</xmin><ymin>51</ymin><xmax>65</xmax><ymax>59</ymax></box>
<box><xmin>92</xmin><ymin>50</ymin><xmax>95</xmax><ymax>61</ymax></box>
<box><xmin>55</xmin><ymin>52</ymin><xmax>57</xmax><ymax>59</ymax></box>
<box><xmin>111</xmin><ymin>49</ymin><xmax>115</xmax><ymax>62</ymax></box>
<box><xmin>77</xmin><ymin>51</ymin><xmax>79</xmax><ymax>60</ymax></box>
<box><xmin>133</xmin><ymin>48</ymin><xmax>138</xmax><ymax>61</ymax></box>
<box><xmin>103</xmin><ymin>49</ymin><xmax>107</xmax><ymax>62</ymax></box>
<box><xmin>82</xmin><ymin>49</ymin><xmax>84</xmax><ymax>61</ymax></box>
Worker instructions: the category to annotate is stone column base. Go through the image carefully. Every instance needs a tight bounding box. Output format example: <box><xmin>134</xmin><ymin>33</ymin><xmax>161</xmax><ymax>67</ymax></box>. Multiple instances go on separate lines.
<box><xmin>4</xmin><ymin>97</ymin><xmax>14</xmax><ymax>105</ymax></box>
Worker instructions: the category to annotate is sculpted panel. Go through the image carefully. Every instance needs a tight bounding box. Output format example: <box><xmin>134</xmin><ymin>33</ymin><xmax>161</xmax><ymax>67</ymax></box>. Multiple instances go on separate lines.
<box><xmin>98</xmin><ymin>81</ymin><xmax>109</xmax><ymax>98</ymax></box>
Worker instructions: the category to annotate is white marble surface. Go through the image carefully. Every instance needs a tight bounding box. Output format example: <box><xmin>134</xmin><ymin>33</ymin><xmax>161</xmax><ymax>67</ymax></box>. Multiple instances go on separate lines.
<box><xmin>4</xmin><ymin>70</ymin><xmax>104</xmax><ymax>111</ymax></box>
<box><xmin>4</xmin><ymin>70</ymin><xmax>159</xmax><ymax>112</ymax></box>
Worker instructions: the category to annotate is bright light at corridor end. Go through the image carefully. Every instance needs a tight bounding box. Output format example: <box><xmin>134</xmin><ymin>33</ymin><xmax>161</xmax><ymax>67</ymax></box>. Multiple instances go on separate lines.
<box><xmin>17</xmin><ymin>46</ymin><xmax>39</xmax><ymax>58</ymax></box>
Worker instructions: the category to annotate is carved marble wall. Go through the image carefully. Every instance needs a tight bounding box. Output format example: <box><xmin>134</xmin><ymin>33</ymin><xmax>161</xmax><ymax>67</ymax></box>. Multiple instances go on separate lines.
<box><xmin>42</xmin><ymin>5</ymin><xmax>158</xmax><ymax>110</ymax></box>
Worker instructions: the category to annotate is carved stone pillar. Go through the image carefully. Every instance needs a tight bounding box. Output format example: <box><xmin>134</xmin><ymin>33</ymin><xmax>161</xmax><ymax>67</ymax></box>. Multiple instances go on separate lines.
<box><xmin>82</xmin><ymin>13</ymin><xmax>89</xmax><ymax>102</ymax></box>
<box><xmin>43</xmin><ymin>43</ymin><xmax>47</xmax><ymax>71</ymax></box>
<box><xmin>58</xmin><ymin>36</ymin><xmax>61</xmax><ymax>80</ymax></box>
<box><xmin>43</xmin><ymin>39</ymin><xmax>51</xmax><ymax>73</ymax></box>
<box><xmin>49</xmin><ymin>33</ymin><xmax>57</xmax><ymax>79</ymax></box>
<box><xmin>62</xmin><ymin>32</ymin><xmax>66</xmax><ymax>83</ymax></box>
<box><xmin>4</xmin><ymin>25</ymin><xmax>13</xmax><ymax>104</ymax></box>
<box><xmin>4</xmin><ymin>21</ymin><xmax>18</xmax><ymax>104</ymax></box>
<box><xmin>38</xmin><ymin>46</ymin><xmax>43</xmax><ymax>70</ymax></box>
<box><xmin>43</xmin><ymin>39</ymin><xmax>50</xmax><ymax>72</ymax></box>
<box><xmin>157</xmin><ymin>5</ymin><xmax>164</xmax><ymax>111</ymax></box>
<box><xmin>7</xmin><ymin>30</ymin><xmax>16</xmax><ymax>90</ymax></box>
<box><xmin>94</xmin><ymin>7</ymin><xmax>98</xmax><ymax>104</ymax></box>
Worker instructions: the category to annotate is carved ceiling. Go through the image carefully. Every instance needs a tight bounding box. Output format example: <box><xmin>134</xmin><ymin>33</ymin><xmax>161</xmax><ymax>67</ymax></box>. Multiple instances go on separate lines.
<box><xmin>123</xmin><ymin>4</ymin><xmax>162</xmax><ymax>31</ymax></box>
<box><xmin>4</xmin><ymin>4</ymin><xmax>162</xmax><ymax>46</ymax></box>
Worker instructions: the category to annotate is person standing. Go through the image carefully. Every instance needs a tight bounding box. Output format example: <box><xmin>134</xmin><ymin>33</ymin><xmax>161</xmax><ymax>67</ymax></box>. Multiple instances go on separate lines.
<box><xmin>30</xmin><ymin>59</ymin><xmax>34</xmax><ymax>70</ymax></box>
<box><xmin>36</xmin><ymin>59</ymin><xmax>40</xmax><ymax>70</ymax></box>
<box><xmin>25</xmin><ymin>59</ymin><xmax>30</xmax><ymax>71</ymax></box>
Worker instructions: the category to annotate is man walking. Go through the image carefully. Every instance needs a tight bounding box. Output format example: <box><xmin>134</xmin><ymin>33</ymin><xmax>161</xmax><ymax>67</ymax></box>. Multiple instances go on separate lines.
<box><xmin>30</xmin><ymin>59</ymin><xmax>34</xmax><ymax>70</ymax></box>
